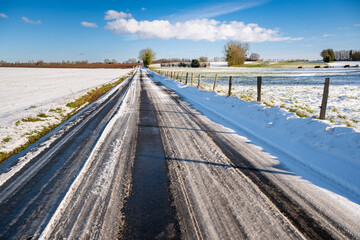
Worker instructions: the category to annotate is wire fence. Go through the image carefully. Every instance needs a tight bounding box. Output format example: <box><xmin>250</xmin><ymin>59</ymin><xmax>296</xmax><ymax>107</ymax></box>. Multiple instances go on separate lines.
<box><xmin>153</xmin><ymin>69</ymin><xmax>360</xmax><ymax>129</ymax></box>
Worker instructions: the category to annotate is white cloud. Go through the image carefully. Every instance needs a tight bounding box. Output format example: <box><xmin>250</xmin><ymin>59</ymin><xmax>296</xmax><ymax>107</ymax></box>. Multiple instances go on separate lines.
<box><xmin>167</xmin><ymin>0</ymin><xmax>269</xmax><ymax>21</ymax></box>
<box><xmin>81</xmin><ymin>21</ymin><xmax>98</xmax><ymax>28</ymax></box>
<box><xmin>141</xmin><ymin>8</ymin><xmax>146</xmax><ymax>11</ymax></box>
<box><xmin>22</xmin><ymin>16</ymin><xmax>41</xmax><ymax>24</ymax></box>
<box><xmin>105</xmin><ymin>15</ymin><xmax>302</xmax><ymax>42</ymax></box>
<box><xmin>0</xmin><ymin>13</ymin><xmax>8</xmax><ymax>19</ymax></box>
<box><xmin>105</xmin><ymin>10</ymin><xmax>132</xmax><ymax>20</ymax></box>
<box><xmin>354</xmin><ymin>24</ymin><xmax>360</xmax><ymax>27</ymax></box>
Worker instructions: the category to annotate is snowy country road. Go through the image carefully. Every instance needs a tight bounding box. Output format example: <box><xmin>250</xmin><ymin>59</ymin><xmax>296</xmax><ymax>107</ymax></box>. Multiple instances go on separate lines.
<box><xmin>0</xmin><ymin>68</ymin><xmax>359</xmax><ymax>239</ymax></box>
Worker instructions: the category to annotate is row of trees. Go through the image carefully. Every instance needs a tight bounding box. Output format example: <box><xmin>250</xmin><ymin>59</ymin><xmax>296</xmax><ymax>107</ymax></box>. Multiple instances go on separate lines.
<box><xmin>139</xmin><ymin>41</ymin><xmax>261</xmax><ymax>68</ymax></box>
<box><xmin>321</xmin><ymin>49</ymin><xmax>360</xmax><ymax>62</ymax></box>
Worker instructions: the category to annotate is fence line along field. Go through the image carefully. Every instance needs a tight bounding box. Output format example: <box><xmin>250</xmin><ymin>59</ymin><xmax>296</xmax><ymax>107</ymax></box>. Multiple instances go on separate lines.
<box><xmin>154</xmin><ymin>67</ymin><xmax>360</xmax><ymax>130</ymax></box>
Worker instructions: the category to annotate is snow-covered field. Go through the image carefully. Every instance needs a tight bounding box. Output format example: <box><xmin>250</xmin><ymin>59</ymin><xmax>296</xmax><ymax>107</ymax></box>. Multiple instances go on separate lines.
<box><xmin>0</xmin><ymin>67</ymin><xmax>132</xmax><ymax>154</ymax></box>
<box><xmin>327</xmin><ymin>61</ymin><xmax>360</xmax><ymax>67</ymax></box>
<box><xmin>157</xmin><ymin>67</ymin><xmax>360</xmax><ymax>130</ymax></box>
<box><xmin>149</xmin><ymin>69</ymin><xmax>360</xmax><ymax>204</ymax></box>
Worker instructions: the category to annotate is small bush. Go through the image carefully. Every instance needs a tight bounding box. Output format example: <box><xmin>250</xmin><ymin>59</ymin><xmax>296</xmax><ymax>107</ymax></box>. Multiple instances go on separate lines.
<box><xmin>191</xmin><ymin>59</ymin><xmax>200</xmax><ymax>68</ymax></box>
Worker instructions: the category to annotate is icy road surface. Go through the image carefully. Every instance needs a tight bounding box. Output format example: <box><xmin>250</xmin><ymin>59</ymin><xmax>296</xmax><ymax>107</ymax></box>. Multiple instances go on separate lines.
<box><xmin>0</xmin><ymin>68</ymin><xmax>359</xmax><ymax>239</ymax></box>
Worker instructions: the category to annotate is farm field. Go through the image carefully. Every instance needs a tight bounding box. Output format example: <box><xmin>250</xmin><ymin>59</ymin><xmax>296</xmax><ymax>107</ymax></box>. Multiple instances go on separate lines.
<box><xmin>0</xmin><ymin>67</ymin><xmax>132</xmax><ymax>156</ymax></box>
<box><xmin>154</xmin><ymin>66</ymin><xmax>360</xmax><ymax>130</ymax></box>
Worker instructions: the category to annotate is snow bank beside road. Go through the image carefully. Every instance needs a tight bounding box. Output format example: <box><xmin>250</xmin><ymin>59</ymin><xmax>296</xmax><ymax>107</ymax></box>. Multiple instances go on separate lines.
<box><xmin>149</xmin><ymin>69</ymin><xmax>360</xmax><ymax>204</ymax></box>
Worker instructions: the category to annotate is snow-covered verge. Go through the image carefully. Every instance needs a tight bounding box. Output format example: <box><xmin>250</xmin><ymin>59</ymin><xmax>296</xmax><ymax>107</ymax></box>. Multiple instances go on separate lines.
<box><xmin>0</xmin><ymin>68</ymin><xmax>132</xmax><ymax>157</ymax></box>
<box><xmin>149</xmin><ymin>69</ymin><xmax>360</xmax><ymax>204</ymax></box>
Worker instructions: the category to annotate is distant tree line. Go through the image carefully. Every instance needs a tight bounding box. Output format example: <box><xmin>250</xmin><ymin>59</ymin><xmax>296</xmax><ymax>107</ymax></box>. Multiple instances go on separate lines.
<box><xmin>0</xmin><ymin>58</ymin><xmax>145</xmax><ymax>67</ymax></box>
<box><xmin>321</xmin><ymin>49</ymin><xmax>360</xmax><ymax>62</ymax></box>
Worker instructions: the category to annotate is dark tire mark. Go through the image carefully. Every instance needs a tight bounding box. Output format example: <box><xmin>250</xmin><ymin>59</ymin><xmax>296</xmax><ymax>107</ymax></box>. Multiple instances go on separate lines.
<box><xmin>120</xmin><ymin>70</ymin><xmax>181</xmax><ymax>240</ymax></box>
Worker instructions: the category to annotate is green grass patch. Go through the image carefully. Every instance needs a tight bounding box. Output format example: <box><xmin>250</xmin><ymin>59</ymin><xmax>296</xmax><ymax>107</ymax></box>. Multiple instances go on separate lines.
<box><xmin>21</xmin><ymin>116</ymin><xmax>43</xmax><ymax>122</ymax></box>
<box><xmin>66</xmin><ymin>75</ymin><xmax>128</xmax><ymax>109</ymax></box>
<box><xmin>49</xmin><ymin>107</ymin><xmax>63</xmax><ymax>113</ymax></box>
<box><xmin>2</xmin><ymin>137</ymin><xmax>11</xmax><ymax>143</ymax></box>
<box><xmin>345</xmin><ymin>121</ymin><xmax>353</xmax><ymax>128</ymax></box>
<box><xmin>37</xmin><ymin>112</ymin><xmax>48</xmax><ymax>118</ymax></box>
<box><xmin>30</xmin><ymin>105</ymin><xmax>37</xmax><ymax>108</ymax></box>
<box><xmin>295</xmin><ymin>110</ymin><xmax>310</xmax><ymax>118</ymax></box>
<box><xmin>337</xmin><ymin>114</ymin><xmax>347</xmax><ymax>119</ymax></box>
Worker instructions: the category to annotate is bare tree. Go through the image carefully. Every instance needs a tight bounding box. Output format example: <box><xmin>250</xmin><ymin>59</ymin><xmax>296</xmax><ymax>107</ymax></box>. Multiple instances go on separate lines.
<box><xmin>249</xmin><ymin>53</ymin><xmax>260</xmax><ymax>61</ymax></box>
<box><xmin>124</xmin><ymin>58</ymin><xmax>137</xmax><ymax>63</ymax></box>
<box><xmin>199</xmin><ymin>56</ymin><xmax>208</xmax><ymax>62</ymax></box>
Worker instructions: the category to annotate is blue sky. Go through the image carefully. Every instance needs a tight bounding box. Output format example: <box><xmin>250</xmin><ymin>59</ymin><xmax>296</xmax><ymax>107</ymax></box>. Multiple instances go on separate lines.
<box><xmin>0</xmin><ymin>0</ymin><xmax>359</xmax><ymax>62</ymax></box>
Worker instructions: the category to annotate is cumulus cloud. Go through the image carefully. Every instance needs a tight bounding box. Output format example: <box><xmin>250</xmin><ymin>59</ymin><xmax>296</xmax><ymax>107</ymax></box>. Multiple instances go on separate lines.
<box><xmin>105</xmin><ymin>10</ymin><xmax>132</xmax><ymax>20</ymax></box>
<box><xmin>0</xmin><ymin>13</ymin><xmax>8</xmax><ymax>19</ymax></box>
<box><xmin>22</xmin><ymin>16</ymin><xmax>41</xmax><ymax>24</ymax></box>
<box><xmin>81</xmin><ymin>21</ymin><xmax>98</xmax><ymax>28</ymax></box>
<box><xmin>105</xmin><ymin>14</ymin><xmax>301</xmax><ymax>42</ymax></box>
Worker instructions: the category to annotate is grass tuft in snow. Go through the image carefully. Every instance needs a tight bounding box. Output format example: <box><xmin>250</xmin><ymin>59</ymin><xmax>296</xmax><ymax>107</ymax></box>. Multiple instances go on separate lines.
<box><xmin>21</xmin><ymin>116</ymin><xmax>43</xmax><ymax>122</ymax></box>
<box><xmin>2</xmin><ymin>137</ymin><xmax>11</xmax><ymax>143</ymax></box>
<box><xmin>66</xmin><ymin>76</ymin><xmax>127</xmax><ymax>109</ymax></box>
<box><xmin>49</xmin><ymin>107</ymin><xmax>64</xmax><ymax>113</ymax></box>
<box><xmin>37</xmin><ymin>112</ymin><xmax>48</xmax><ymax>118</ymax></box>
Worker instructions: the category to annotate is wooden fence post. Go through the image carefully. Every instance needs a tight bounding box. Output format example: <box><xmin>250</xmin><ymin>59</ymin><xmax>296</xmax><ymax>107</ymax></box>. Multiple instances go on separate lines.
<box><xmin>257</xmin><ymin>76</ymin><xmax>262</xmax><ymax>102</ymax></box>
<box><xmin>228</xmin><ymin>76</ymin><xmax>233</xmax><ymax>96</ymax></box>
<box><xmin>319</xmin><ymin>77</ymin><xmax>330</xmax><ymax>120</ymax></box>
<box><xmin>191</xmin><ymin>73</ymin><xmax>194</xmax><ymax>86</ymax></box>
<box><xmin>213</xmin><ymin>73</ymin><xmax>218</xmax><ymax>91</ymax></box>
<box><xmin>198</xmin><ymin>74</ymin><xmax>201</xmax><ymax>88</ymax></box>
<box><xmin>180</xmin><ymin>73</ymin><xmax>183</xmax><ymax>83</ymax></box>
<box><xmin>185</xmin><ymin>73</ymin><xmax>189</xmax><ymax>84</ymax></box>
